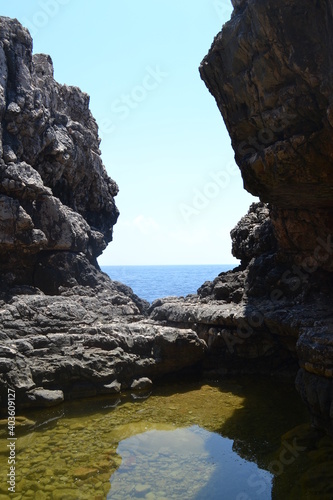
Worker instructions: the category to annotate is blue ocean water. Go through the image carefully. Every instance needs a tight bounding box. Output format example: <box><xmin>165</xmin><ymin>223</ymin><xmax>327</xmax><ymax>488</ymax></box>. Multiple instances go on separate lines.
<box><xmin>101</xmin><ymin>264</ymin><xmax>234</xmax><ymax>303</ymax></box>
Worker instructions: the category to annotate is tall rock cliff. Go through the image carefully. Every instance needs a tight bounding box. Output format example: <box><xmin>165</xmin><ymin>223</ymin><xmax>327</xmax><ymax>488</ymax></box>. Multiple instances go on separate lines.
<box><xmin>0</xmin><ymin>16</ymin><xmax>119</xmax><ymax>294</ymax></box>
<box><xmin>199</xmin><ymin>0</ymin><xmax>333</xmax><ymax>435</ymax></box>
<box><xmin>150</xmin><ymin>0</ymin><xmax>333</xmax><ymax>436</ymax></box>
<box><xmin>200</xmin><ymin>0</ymin><xmax>333</xmax><ymax>272</ymax></box>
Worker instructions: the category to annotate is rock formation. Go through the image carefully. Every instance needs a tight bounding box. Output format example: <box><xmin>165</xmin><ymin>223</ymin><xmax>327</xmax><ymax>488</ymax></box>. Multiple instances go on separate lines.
<box><xmin>200</xmin><ymin>0</ymin><xmax>333</xmax><ymax>272</ymax></box>
<box><xmin>0</xmin><ymin>17</ymin><xmax>119</xmax><ymax>293</ymax></box>
<box><xmin>150</xmin><ymin>0</ymin><xmax>333</xmax><ymax>435</ymax></box>
<box><xmin>1</xmin><ymin>2</ymin><xmax>333</xmax><ymax>440</ymax></box>
<box><xmin>199</xmin><ymin>0</ymin><xmax>333</xmax><ymax>436</ymax></box>
<box><xmin>0</xmin><ymin>16</ymin><xmax>206</xmax><ymax>409</ymax></box>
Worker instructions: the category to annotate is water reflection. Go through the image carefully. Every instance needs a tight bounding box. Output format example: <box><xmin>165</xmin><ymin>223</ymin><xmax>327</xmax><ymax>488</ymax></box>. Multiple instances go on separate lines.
<box><xmin>0</xmin><ymin>377</ymin><xmax>332</xmax><ymax>499</ymax></box>
<box><xmin>108</xmin><ymin>426</ymin><xmax>272</xmax><ymax>499</ymax></box>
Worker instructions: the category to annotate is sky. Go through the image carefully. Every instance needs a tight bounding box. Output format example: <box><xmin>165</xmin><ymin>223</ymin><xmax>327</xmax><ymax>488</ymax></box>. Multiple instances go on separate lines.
<box><xmin>2</xmin><ymin>0</ymin><xmax>257</xmax><ymax>265</ymax></box>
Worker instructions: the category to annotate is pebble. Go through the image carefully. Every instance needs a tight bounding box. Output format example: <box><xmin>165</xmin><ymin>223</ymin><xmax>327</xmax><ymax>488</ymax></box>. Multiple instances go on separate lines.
<box><xmin>135</xmin><ymin>483</ymin><xmax>151</xmax><ymax>496</ymax></box>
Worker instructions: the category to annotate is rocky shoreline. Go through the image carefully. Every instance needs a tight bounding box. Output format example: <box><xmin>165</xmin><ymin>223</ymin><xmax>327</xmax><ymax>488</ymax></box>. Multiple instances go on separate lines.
<box><xmin>1</xmin><ymin>3</ymin><xmax>333</xmax><ymax>438</ymax></box>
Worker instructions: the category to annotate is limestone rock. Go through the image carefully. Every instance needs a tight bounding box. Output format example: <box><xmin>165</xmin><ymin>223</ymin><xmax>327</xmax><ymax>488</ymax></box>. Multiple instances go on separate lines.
<box><xmin>230</xmin><ymin>202</ymin><xmax>277</xmax><ymax>265</ymax></box>
<box><xmin>0</xmin><ymin>295</ymin><xmax>206</xmax><ymax>407</ymax></box>
<box><xmin>26</xmin><ymin>388</ymin><xmax>64</xmax><ymax>408</ymax></box>
<box><xmin>131</xmin><ymin>378</ymin><xmax>153</xmax><ymax>392</ymax></box>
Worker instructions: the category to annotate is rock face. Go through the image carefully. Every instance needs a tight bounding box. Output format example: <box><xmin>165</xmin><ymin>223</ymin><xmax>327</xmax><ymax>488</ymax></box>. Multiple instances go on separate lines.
<box><xmin>0</xmin><ymin>17</ymin><xmax>207</xmax><ymax>409</ymax></box>
<box><xmin>0</xmin><ymin>17</ymin><xmax>119</xmax><ymax>292</ymax></box>
<box><xmin>197</xmin><ymin>0</ymin><xmax>333</xmax><ymax>434</ymax></box>
<box><xmin>199</xmin><ymin>0</ymin><xmax>333</xmax><ymax>271</ymax></box>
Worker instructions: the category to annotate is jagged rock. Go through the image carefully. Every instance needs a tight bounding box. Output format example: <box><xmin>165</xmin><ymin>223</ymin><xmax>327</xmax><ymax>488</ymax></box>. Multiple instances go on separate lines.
<box><xmin>230</xmin><ymin>202</ymin><xmax>277</xmax><ymax>265</ymax></box>
<box><xmin>0</xmin><ymin>281</ymin><xmax>206</xmax><ymax>408</ymax></box>
<box><xmin>0</xmin><ymin>17</ymin><xmax>118</xmax><ymax>291</ymax></box>
<box><xmin>1</xmin><ymin>6</ymin><xmax>333</xmax><ymax>441</ymax></box>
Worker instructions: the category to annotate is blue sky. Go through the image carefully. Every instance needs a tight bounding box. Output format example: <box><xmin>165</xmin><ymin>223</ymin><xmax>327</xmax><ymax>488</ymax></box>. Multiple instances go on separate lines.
<box><xmin>2</xmin><ymin>0</ymin><xmax>257</xmax><ymax>265</ymax></box>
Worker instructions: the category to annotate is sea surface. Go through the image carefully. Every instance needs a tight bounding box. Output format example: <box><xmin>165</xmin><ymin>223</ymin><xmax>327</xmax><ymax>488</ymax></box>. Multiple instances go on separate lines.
<box><xmin>102</xmin><ymin>264</ymin><xmax>234</xmax><ymax>303</ymax></box>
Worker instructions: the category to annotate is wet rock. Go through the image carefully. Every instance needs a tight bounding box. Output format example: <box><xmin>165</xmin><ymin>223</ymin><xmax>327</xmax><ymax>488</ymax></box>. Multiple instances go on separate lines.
<box><xmin>26</xmin><ymin>388</ymin><xmax>64</xmax><ymax>408</ymax></box>
<box><xmin>73</xmin><ymin>467</ymin><xmax>98</xmax><ymax>480</ymax></box>
<box><xmin>135</xmin><ymin>484</ymin><xmax>151</xmax><ymax>496</ymax></box>
<box><xmin>131</xmin><ymin>378</ymin><xmax>153</xmax><ymax>392</ymax></box>
<box><xmin>104</xmin><ymin>380</ymin><xmax>122</xmax><ymax>394</ymax></box>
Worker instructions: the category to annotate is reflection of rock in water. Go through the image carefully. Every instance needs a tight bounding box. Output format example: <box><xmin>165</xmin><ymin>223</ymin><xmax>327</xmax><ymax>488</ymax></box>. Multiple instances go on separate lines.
<box><xmin>108</xmin><ymin>426</ymin><xmax>272</xmax><ymax>500</ymax></box>
<box><xmin>270</xmin><ymin>424</ymin><xmax>333</xmax><ymax>499</ymax></box>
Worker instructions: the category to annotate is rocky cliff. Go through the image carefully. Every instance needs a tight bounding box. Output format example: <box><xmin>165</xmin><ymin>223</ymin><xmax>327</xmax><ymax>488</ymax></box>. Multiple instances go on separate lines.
<box><xmin>199</xmin><ymin>0</ymin><xmax>333</xmax><ymax>435</ymax></box>
<box><xmin>150</xmin><ymin>0</ymin><xmax>333</xmax><ymax>435</ymax></box>
<box><xmin>0</xmin><ymin>17</ymin><xmax>119</xmax><ymax>293</ymax></box>
<box><xmin>0</xmin><ymin>16</ymin><xmax>206</xmax><ymax>409</ymax></box>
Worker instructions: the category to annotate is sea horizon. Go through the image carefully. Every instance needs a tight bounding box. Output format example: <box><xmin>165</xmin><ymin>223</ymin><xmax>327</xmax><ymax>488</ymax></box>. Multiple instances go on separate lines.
<box><xmin>100</xmin><ymin>263</ymin><xmax>237</xmax><ymax>267</ymax></box>
<box><xmin>101</xmin><ymin>264</ymin><xmax>235</xmax><ymax>303</ymax></box>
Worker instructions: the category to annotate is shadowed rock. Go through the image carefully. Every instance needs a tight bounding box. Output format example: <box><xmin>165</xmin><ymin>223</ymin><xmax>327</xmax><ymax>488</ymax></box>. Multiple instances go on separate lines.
<box><xmin>198</xmin><ymin>0</ymin><xmax>333</xmax><ymax>435</ymax></box>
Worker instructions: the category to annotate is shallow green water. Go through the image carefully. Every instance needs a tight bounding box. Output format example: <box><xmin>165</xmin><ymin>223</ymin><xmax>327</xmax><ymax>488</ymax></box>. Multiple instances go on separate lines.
<box><xmin>1</xmin><ymin>377</ymin><xmax>333</xmax><ymax>499</ymax></box>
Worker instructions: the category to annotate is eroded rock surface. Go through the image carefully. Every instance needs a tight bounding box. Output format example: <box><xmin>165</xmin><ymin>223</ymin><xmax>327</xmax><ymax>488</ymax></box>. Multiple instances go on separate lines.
<box><xmin>200</xmin><ymin>0</ymin><xmax>333</xmax><ymax>271</ymax></box>
<box><xmin>0</xmin><ymin>282</ymin><xmax>206</xmax><ymax>408</ymax></box>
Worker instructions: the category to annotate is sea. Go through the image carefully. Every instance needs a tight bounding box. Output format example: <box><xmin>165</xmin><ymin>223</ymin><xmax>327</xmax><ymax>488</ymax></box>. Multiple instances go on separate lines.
<box><xmin>101</xmin><ymin>264</ymin><xmax>234</xmax><ymax>303</ymax></box>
